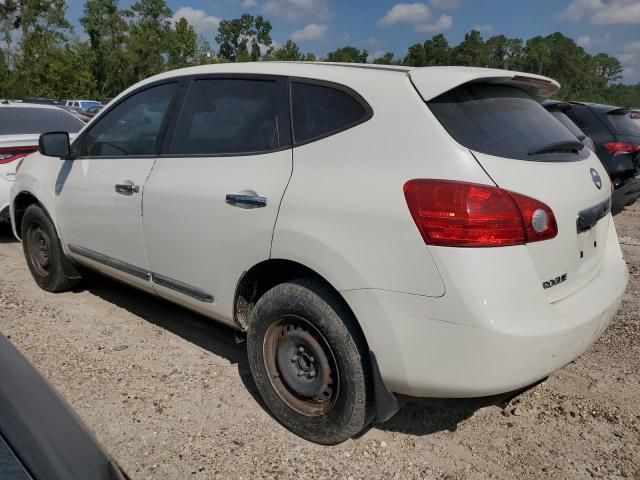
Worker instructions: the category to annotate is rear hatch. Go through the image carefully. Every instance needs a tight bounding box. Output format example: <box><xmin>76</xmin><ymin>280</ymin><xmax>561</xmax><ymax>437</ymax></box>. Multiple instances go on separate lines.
<box><xmin>410</xmin><ymin>68</ymin><xmax>613</xmax><ymax>302</ymax></box>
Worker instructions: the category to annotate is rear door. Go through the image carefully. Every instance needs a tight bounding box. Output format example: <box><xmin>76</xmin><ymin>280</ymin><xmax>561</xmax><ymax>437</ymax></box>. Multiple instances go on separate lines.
<box><xmin>416</xmin><ymin>78</ymin><xmax>612</xmax><ymax>302</ymax></box>
<box><xmin>142</xmin><ymin>75</ymin><xmax>292</xmax><ymax>324</ymax></box>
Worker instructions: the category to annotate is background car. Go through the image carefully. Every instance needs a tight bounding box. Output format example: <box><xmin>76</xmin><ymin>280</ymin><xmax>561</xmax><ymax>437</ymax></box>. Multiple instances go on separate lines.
<box><xmin>84</xmin><ymin>104</ymin><xmax>104</xmax><ymax>118</ymax></box>
<box><xmin>0</xmin><ymin>103</ymin><xmax>84</xmax><ymax>224</ymax></box>
<box><xmin>64</xmin><ymin>99</ymin><xmax>101</xmax><ymax>113</ymax></box>
<box><xmin>542</xmin><ymin>100</ymin><xmax>596</xmax><ymax>151</ymax></box>
<box><xmin>22</xmin><ymin>97</ymin><xmax>61</xmax><ymax>106</ymax></box>
<box><xmin>563</xmin><ymin>102</ymin><xmax>640</xmax><ymax>213</ymax></box>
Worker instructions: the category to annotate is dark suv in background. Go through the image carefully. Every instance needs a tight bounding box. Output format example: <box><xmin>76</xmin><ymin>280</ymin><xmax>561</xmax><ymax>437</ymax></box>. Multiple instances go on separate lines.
<box><xmin>543</xmin><ymin>100</ymin><xmax>596</xmax><ymax>151</ymax></box>
<box><xmin>563</xmin><ymin>102</ymin><xmax>640</xmax><ymax>213</ymax></box>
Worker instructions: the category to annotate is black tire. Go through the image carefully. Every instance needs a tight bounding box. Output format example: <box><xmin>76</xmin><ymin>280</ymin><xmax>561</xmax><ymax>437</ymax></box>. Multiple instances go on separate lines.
<box><xmin>247</xmin><ymin>277</ymin><xmax>372</xmax><ymax>445</ymax></box>
<box><xmin>21</xmin><ymin>204</ymin><xmax>80</xmax><ymax>292</ymax></box>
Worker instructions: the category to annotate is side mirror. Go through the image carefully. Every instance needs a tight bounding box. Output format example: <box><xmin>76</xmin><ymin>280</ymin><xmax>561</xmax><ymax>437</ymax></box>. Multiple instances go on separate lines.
<box><xmin>39</xmin><ymin>132</ymin><xmax>70</xmax><ymax>159</ymax></box>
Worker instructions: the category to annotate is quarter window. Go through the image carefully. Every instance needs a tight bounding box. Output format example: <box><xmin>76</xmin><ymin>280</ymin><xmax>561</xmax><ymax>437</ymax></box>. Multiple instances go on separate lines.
<box><xmin>291</xmin><ymin>82</ymin><xmax>370</xmax><ymax>144</ymax></box>
<box><xmin>169</xmin><ymin>79</ymin><xmax>282</xmax><ymax>155</ymax></box>
<box><xmin>74</xmin><ymin>83</ymin><xmax>177</xmax><ymax>157</ymax></box>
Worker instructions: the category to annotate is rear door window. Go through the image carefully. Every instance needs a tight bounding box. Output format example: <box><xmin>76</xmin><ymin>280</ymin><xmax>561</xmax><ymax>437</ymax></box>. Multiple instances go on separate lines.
<box><xmin>169</xmin><ymin>78</ymin><xmax>288</xmax><ymax>155</ymax></box>
<box><xmin>291</xmin><ymin>82</ymin><xmax>371</xmax><ymax>144</ymax></box>
<box><xmin>428</xmin><ymin>83</ymin><xmax>589</xmax><ymax>161</ymax></box>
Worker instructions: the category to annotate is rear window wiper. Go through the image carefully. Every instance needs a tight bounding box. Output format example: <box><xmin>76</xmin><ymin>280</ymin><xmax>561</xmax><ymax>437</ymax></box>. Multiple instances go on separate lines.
<box><xmin>528</xmin><ymin>140</ymin><xmax>585</xmax><ymax>156</ymax></box>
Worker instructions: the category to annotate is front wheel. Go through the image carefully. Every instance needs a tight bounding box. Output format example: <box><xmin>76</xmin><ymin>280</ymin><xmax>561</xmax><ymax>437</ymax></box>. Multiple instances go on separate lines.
<box><xmin>247</xmin><ymin>278</ymin><xmax>372</xmax><ymax>445</ymax></box>
<box><xmin>21</xmin><ymin>204</ymin><xmax>80</xmax><ymax>292</ymax></box>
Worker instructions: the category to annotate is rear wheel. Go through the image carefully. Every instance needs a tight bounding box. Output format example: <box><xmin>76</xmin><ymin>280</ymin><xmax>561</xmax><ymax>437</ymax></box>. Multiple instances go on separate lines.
<box><xmin>247</xmin><ymin>278</ymin><xmax>372</xmax><ymax>445</ymax></box>
<box><xmin>21</xmin><ymin>204</ymin><xmax>80</xmax><ymax>292</ymax></box>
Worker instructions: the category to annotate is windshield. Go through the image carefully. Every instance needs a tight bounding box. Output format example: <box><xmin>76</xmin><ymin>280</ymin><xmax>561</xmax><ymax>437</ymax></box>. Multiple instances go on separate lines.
<box><xmin>0</xmin><ymin>107</ymin><xmax>84</xmax><ymax>135</ymax></box>
<box><xmin>428</xmin><ymin>83</ymin><xmax>589</xmax><ymax>161</ymax></box>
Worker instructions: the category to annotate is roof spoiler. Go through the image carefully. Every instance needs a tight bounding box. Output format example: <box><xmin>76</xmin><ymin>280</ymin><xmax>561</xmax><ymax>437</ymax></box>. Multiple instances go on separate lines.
<box><xmin>606</xmin><ymin>107</ymin><xmax>629</xmax><ymax>115</ymax></box>
<box><xmin>542</xmin><ymin>100</ymin><xmax>572</xmax><ymax>112</ymax></box>
<box><xmin>409</xmin><ymin>67</ymin><xmax>560</xmax><ymax>102</ymax></box>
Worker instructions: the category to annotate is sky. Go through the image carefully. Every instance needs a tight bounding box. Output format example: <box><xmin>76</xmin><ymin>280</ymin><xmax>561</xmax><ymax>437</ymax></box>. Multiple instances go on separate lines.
<box><xmin>64</xmin><ymin>0</ymin><xmax>640</xmax><ymax>84</ymax></box>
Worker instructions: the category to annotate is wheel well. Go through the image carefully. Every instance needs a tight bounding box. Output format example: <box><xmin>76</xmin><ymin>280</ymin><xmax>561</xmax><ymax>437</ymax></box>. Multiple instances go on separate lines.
<box><xmin>234</xmin><ymin>259</ymin><xmax>368</xmax><ymax>344</ymax></box>
<box><xmin>12</xmin><ymin>192</ymin><xmax>41</xmax><ymax>240</ymax></box>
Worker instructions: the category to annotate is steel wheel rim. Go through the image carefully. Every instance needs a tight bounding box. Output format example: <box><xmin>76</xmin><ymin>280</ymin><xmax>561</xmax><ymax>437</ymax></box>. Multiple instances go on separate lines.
<box><xmin>26</xmin><ymin>223</ymin><xmax>51</xmax><ymax>278</ymax></box>
<box><xmin>263</xmin><ymin>314</ymin><xmax>340</xmax><ymax>417</ymax></box>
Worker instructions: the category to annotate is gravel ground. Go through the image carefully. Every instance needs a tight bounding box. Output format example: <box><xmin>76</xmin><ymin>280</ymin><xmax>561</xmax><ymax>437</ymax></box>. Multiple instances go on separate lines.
<box><xmin>0</xmin><ymin>204</ymin><xmax>639</xmax><ymax>480</ymax></box>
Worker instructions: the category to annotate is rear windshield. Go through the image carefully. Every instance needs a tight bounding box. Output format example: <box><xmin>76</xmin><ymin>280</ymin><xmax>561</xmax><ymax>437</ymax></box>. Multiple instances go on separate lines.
<box><xmin>548</xmin><ymin>110</ymin><xmax>586</xmax><ymax>140</ymax></box>
<box><xmin>0</xmin><ymin>107</ymin><xmax>84</xmax><ymax>135</ymax></box>
<box><xmin>428</xmin><ymin>83</ymin><xmax>588</xmax><ymax>161</ymax></box>
<box><xmin>604</xmin><ymin>111</ymin><xmax>640</xmax><ymax>137</ymax></box>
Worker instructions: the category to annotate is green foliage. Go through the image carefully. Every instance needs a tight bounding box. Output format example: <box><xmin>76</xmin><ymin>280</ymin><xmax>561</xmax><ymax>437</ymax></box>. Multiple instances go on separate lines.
<box><xmin>324</xmin><ymin>46</ymin><xmax>368</xmax><ymax>63</ymax></box>
<box><xmin>125</xmin><ymin>0</ymin><xmax>173</xmax><ymax>81</ymax></box>
<box><xmin>0</xmin><ymin>2</ymin><xmax>638</xmax><ymax>107</ymax></box>
<box><xmin>167</xmin><ymin>17</ymin><xmax>198</xmax><ymax>69</ymax></box>
<box><xmin>272</xmin><ymin>39</ymin><xmax>303</xmax><ymax>61</ymax></box>
<box><xmin>215</xmin><ymin>14</ymin><xmax>273</xmax><ymax>62</ymax></box>
<box><xmin>423</xmin><ymin>34</ymin><xmax>450</xmax><ymax>66</ymax></box>
<box><xmin>372</xmin><ymin>52</ymin><xmax>394</xmax><ymax>65</ymax></box>
<box><xmin>404</xmin><ymin>43</ymin><xmax>426</xmax><ymax>67</ymax></box>
<box><xmin>452</xmin><ymin>30</ymin><xmax>488</xmax><ymax>66</ymax></box>
<box><xmin>80</xmin><ymin>0</ymin><xmax>130</xmax><ymax>96</ymax></box>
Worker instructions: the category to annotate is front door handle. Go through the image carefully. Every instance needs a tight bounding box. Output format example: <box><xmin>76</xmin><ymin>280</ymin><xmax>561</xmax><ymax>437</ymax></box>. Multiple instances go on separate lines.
<box><xmin>115</xmin><ymin>183</ymin><xmax>140</xmax><ymax>195</ymax></box>
<box><xmin>225</xmin><ymin>193</ymin><xmax>267</xmax><ymax>207</ymax></box>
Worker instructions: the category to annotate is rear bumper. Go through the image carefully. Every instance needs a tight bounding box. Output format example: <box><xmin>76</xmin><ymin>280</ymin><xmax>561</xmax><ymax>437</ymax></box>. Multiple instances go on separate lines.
<box><xmin>344</xmin><ymin>222</ymin><xmax>628</xmax><ymax>398</ymax></box>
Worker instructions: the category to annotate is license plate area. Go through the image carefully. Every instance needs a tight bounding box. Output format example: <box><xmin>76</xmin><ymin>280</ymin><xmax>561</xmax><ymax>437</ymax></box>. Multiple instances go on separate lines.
<box><xmin>576</xmin><ymin>197</ymin><xmax>610</xmax><ymax>264</ymax></box>
<box><xmin>576</xmin><ymin>198</ymin><xmax>611</xmax><ymax>234</ymax></box>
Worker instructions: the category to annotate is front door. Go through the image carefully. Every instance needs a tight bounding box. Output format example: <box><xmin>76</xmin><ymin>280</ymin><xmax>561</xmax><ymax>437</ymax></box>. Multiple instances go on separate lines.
<box><xmin>55</xmin><ymin>82</ymin><xmax>179</xmax><ymax>290</ymax></box>
<box><xmin>143</xmin><ymin>76</ymin><xmax>292</xmax><ymax>323</ymax></box>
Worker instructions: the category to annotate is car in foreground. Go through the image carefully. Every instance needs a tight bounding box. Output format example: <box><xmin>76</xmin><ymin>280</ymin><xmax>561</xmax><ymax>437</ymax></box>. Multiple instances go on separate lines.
<box><xmin>10</xmin><ymin>64</ymin><xmax>628</xmax><ymax>444</ymax></box>
<box><xmin>563</xmin><ymin>102</ymin><xmax>640</xmax><ymax>213</ymax></box>
<box><xmin>0</xmin><ymin>103</ymin><xmax>84</xmax><ymax>224</ymax></box>
<box><xmin>0</xmin><ymin>333</ymin><xmax>128</xmax><ymax>479</ymax></box>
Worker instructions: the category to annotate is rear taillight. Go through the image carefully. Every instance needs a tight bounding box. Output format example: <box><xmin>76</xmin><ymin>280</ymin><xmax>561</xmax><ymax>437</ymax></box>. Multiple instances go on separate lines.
<box><xmin>603</xmin><ymin>142</ymin><xmax>636</xmax><ymax>153</ymax></box>
<box><xmin>403</xmin><ymin>179</ymin><xmax>558</xmax><ymax>247</ymax></box>
<box><xmin>0</xmin><ymin>146</ymin><xmax>37</xmax><ymax>165</ymax></box>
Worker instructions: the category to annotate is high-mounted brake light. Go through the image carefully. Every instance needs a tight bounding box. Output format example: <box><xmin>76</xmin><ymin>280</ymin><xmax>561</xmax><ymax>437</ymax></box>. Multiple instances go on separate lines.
<box><xmin>0</xmin><ymin>145</ymin><xmax>37</xmax><ymax>165</ymax></box>
<box><xmin>603</xmin><ymin>142</ymin><xmax>635</xmax><ymax>153</ymax></box>
<box><xmin>403</xmin><ymin>180</ymin><xmax>558</xmax><ymax>247</ymax></box>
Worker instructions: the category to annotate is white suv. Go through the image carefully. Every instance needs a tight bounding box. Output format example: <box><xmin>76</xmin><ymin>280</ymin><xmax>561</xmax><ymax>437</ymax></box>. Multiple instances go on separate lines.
<box><xmin>10</xmin><ymin>63</ymin><xmax>628</xmax><ymax>444</ymax></box>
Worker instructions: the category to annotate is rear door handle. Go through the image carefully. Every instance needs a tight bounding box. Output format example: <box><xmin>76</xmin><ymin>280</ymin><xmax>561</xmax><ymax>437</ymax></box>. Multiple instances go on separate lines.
<box><xmin>225</xmin><ymin>194</ymin><xmax>267</xmax><ymax>207</ymax></box>
<box><xmin>115</xmin><ymin>183</ymin><xmax>140</xmax><ymax>195</ymax></box>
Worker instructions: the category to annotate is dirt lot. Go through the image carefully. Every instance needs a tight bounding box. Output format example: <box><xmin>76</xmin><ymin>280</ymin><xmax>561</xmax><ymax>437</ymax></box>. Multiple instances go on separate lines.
<box><xmin>0</xmin><ymin>204</ymin><xmax>639</xmax><ymax>480</ymax></box>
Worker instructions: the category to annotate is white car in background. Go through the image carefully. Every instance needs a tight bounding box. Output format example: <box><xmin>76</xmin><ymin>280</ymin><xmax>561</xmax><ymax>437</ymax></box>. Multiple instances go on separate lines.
<box><xmin>9</xmin><ymin>63</ymin><xmax>628</xmax><ymax>444</ymax></box>
<box><xmin>0</xmin><ymin>103</ymin><xmax>84</xmax><ymax>224</ymax></box>
<box><xmin>63</xmin><ymin>99</ymin><xmax>102</xmax><ymax>112</ymax></box>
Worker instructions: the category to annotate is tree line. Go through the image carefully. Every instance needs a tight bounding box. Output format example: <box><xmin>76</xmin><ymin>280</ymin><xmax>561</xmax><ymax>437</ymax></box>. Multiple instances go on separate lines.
<box><xmin>1</xmin><ymin>0</ymin><xmax>638</xmax><ymax>106</ymax></box>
